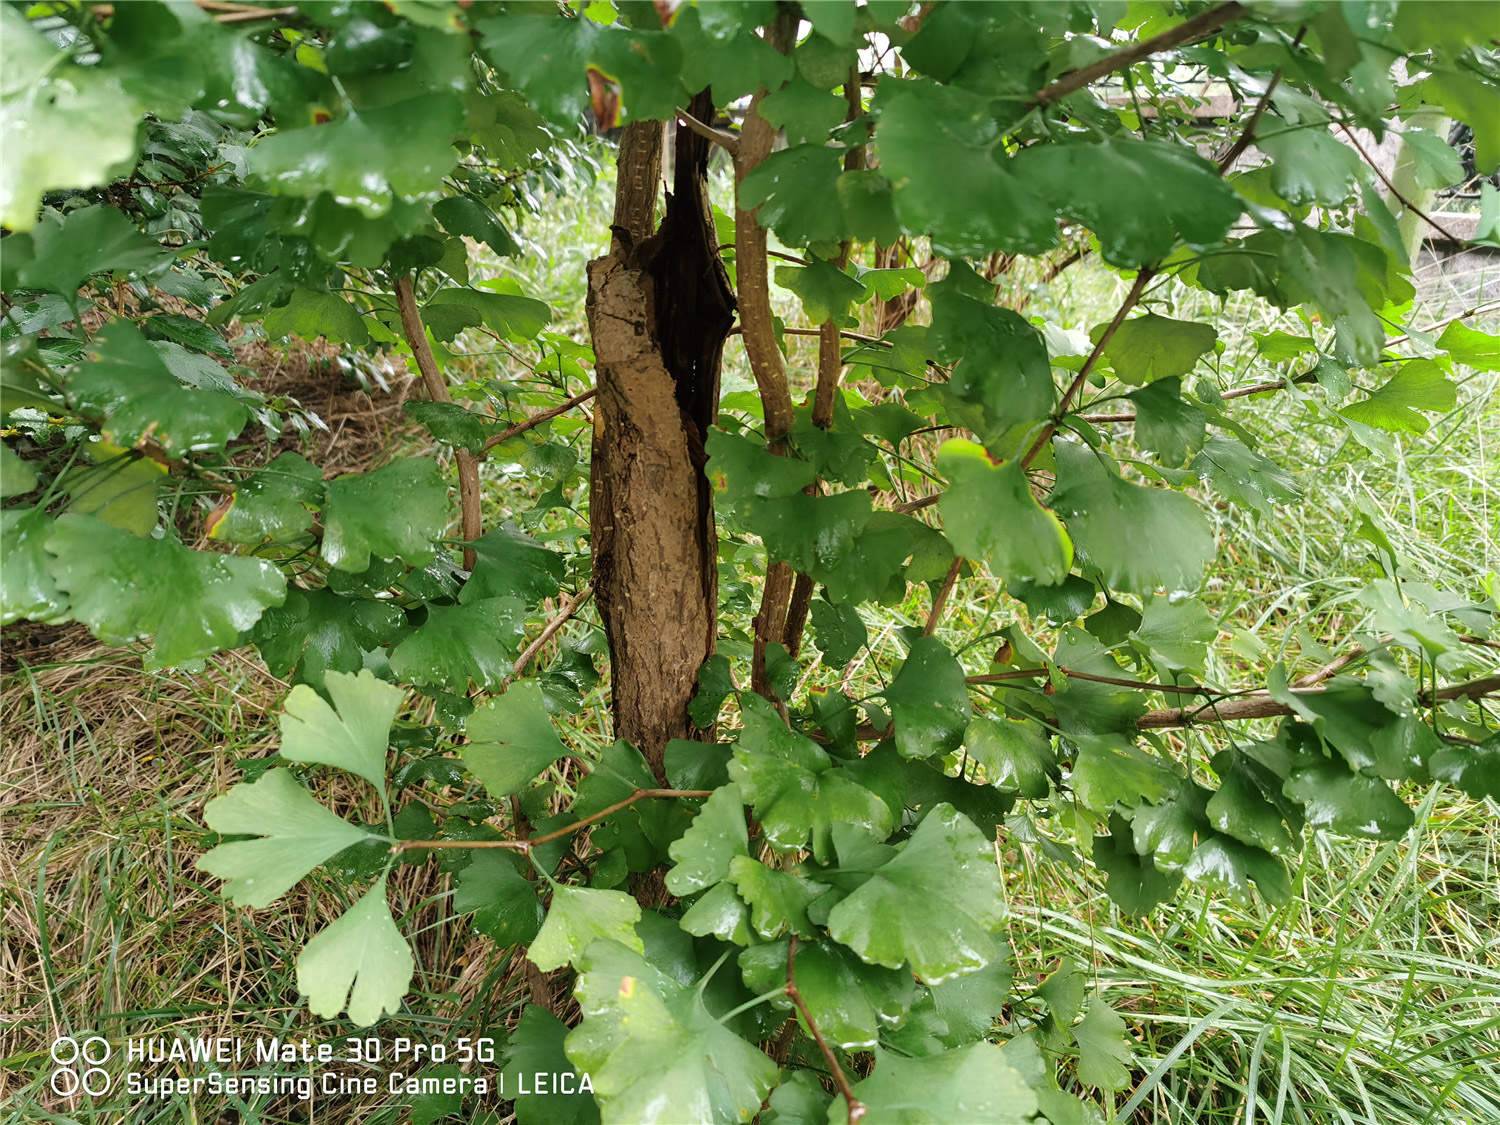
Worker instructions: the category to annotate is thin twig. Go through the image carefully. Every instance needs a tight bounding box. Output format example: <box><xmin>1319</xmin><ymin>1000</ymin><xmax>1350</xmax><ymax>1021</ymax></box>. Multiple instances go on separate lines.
<box><xmin>1137</xmin><ymin>674</ymin><xmax>1500</xmax><ymax>730</ymax></box>
<box><xmin>850</xmin><ymin>674</ymin><xmax>1500</xmax><ymax>742</ymax></box>
<box><xmin>1021</xmin><ymin>269</ymin><xmax>1154</xmax><ymax>467</ymax></box>
<box><xmin>1293</xmin><ymin>644</ymin><xmax>1366</xmax><ymax>688</ymax></box>
<box><xmin>1341</xmin><ymin>124</ymin><xmax>1463</xmax><ymax>243</ymax></box>
<box><xmin>740</xmin><ymin>10</ymin><xmax>800</xmax><ymax>701</ymax></box>
<box><xmin>749</xmin><ymin>325</ymin><xmax>888</xmax><ymax>345</ymax></box>
<box><xmin>195</xmin><ymin>1</ymin><xmax>298</xmax><ymax>22</ymax></box>
<box><xmin>966</xmin><ymin>667</ymin><xmax>1221</xmax><ymax>696</ymax></box>
<box><xmin>924</xmin><ymin>556</ymin><xmax>964</xmax><ymax>635</ymax></box>
<box><xmin>1214</xmin><ymin>26</ymin><xmax>1307</xmax><ymax>172</ymax></box>
<box><xmin>1032</xmin><ymin>2</ymin><xmax>1247</xmax><ymax>108</ymax></box>
<box><xmin>894</xmin><ymin>493</ymin><xmax>940</xmax><ymax>515</ymax></box>
<box><xmin>391</xmin><ymin>788</ymin><xmax>712</xmax><ymax>854</ymax></box>
<box><xmin>1079</xmin><ymin>364</ymin><xmax>1321</xmax><ymax>423</ymax></box>
<box><xmin>786</xmin><ymin>936</ymin><xmax>866</xmax><ymax>1124</ymax></box>
<box><xmin>479</xmin><ymin>388</ymin><xmax>597</xmax><ymax>456</ymax></box>
<box><xmin>784</xmin><ymin>91</ymin><xmax>868</xmax><ymax>662</ymax></box>
<box><xmin>507</xmin><ymin>584</ymin><xmax>595</xmax><ymax>682</ymax></box>
<box><xmin>395</xmin><ymin>275</ymin><xmax>482</xmax><ymax>569</ymax></box>
<box><xmin>676</xmin><ymin>109</ymin><xmax>739</xmax><ymax>155</ymax></box>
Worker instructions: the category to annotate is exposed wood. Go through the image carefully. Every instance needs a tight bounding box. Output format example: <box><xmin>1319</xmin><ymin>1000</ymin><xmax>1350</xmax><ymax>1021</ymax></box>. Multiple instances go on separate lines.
<box><xmin>588</xmin><ymin>92</ymin><xmax>734</xmax><ymax>776</ymax></box>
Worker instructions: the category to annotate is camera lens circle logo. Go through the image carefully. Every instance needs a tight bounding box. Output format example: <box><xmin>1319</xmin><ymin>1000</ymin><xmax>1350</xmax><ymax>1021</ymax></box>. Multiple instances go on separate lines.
<box><xmin>50</xmin><ymin>1036</ymin><xmax>112</xmax><ymax>1097</ymax></box>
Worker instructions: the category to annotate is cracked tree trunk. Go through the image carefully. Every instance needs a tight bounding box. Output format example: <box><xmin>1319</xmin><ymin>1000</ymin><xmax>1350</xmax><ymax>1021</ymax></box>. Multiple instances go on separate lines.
<box><xmin>587</xmin><ymin>93</ymin><xmax>734</xmax><ymax>780</ymax></box>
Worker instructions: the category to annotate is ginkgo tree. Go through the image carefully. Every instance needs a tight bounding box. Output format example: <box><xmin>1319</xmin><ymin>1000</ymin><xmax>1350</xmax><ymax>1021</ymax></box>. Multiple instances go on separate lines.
<box><xmin>3</xmin><ymin>1</ymin><xmax>1499</xmax><ymax>1122</ymax></box>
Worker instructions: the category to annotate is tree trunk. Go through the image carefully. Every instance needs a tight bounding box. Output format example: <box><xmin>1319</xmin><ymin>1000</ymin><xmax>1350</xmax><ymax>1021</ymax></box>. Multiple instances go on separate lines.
<box><xmin>587</xmin><ymin>94</ymin><xmax>734</xmax><ymax>778</ymax></box>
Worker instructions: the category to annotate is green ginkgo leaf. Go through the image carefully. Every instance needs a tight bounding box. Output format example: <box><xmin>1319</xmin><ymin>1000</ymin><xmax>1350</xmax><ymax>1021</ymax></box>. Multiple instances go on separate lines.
<box><xmin>197</xmin><ymin>768</ymin><xmax>373</xmax><ymax>908</ymax></box>
<box><xmin>834</xmin><ymin>1043</ymin><xmax>1038</xmax><ymax>1125</ymax></box>
<box><xmin>728</xmin><ymin>695</ymin><xmax>893</xmax><ymax>862</ymax></box>
<box><xmin>502</xmin><ymin>1005</ymin><xmax>600</xmax><ymax>1125</ymax></box>
<box><xmin>249</xmin><ymin>93</ymin><xmax>463</xmax><ymax>217</ymax></box>
<box><xmin>70</xmin><ymin>322</ymin><xmax>248</xmax><ymax>457</ymax></box>
<box><xmin>965</xmin><ymin>716</ymin><xmax>1054</xmax><ymax>799</ymax></box>
<box><xmin>279</xmin><ymin>669</ymin><xmax>403</xmax><ymax>798</ymax></box>
<box><xmin>43</xmin><ymin>513</ymin><xmax>284</xmax><ymax>669</ymax></box>
<box><xmin>388</xmin><ymin>597</ymin><xmax>526</xmax><ymax>691</ymax></box>
<box><xmin>462</xmin><ymin>680</ymin><xmax>572</xmax><ymax>799</ymax></box>
<box><xmin>566</xmin><ymin>940</ymin><xmax>778</xmax><ymax>1125</ymax></box>
<box><xmin>740</xmin><ymin>939</ymin><xmax>914</xmax><ymax>1050</ymax></box>
<box><xmin>16</xmin><ymin>205</ymin><xmax>165</xmax><ymax>298</ymax></box>
<box><xmin>208</xmin><ymin>453</ymin><xmax>323</xmax><ymax>545</ymax></box>
<box><xmin>727</xmin><ymin>856</ymin><xmax>826</xmax><ymax>940</ymax></box>
<box><xmin>1011</xmin><ymin>138</ymin><xmax>1243</xmax><ymax>267</ymax></box>
<box><xmin>1099</xmin><ymin>313</ymin><xmax>1217</xmax><ymax>385</ymax></box>
<box><xmin>0</xmin><ymin>508</ymin><xmax>68</xmax><ymax>625</ymax></box>
<box><xmin>664</xmin><ymin>784</ymin><xmax>748</xmax><ymax>896</ymax></box>
<box><xmin>454</xmin><ymin>853</ymin><xmax>544</xmax><ymax>946</ymax></box>
<box><xmin>937</xmin><ymin>439</ymin><xmax>1072</xmax><ymax>587</ymax></box>
<box><xmin>0</xmin><ymin>13</ymin><xmax>144</xmax><ymax>231</ymax></box>
<box><xmin>1130</xmin><ymin>595</ymin><xmax>1217</xmax><ymax>674</ymax></box>
<box><xmin>883</xmin><ymin>636</ymin><xmax>972</xmax><ymax>760</ymax></box>
<box><xmin>826</xmin><ymin>803</ymin><xmax>1003</xmax><ymax>982</ymax></box>
<box><xmin>462</xmin><ymin>524</ymin><xmax>565</xmax><ymax>605</ymax></box>
<box><xmin>296</xmin><ymin>876</ymin><xmax>414</xmax><ymax>1026</ymax></box>
<box><xmin>1073</xmin><ymin>999</ymin><xmax>1134</xmax><ymax>1092</ymax></box>
<box><xmin>528</xmin><ymin>884</ymin><xmax>643</xmax><ymax>972</ymax></box>
<box><xmin>251</xmin><ymin>588</ymin><xmax>407</xmax><ymax>690</ymax></box>
<box><xmin>0</xmin><ymin>443</ymin><xmax>37</xmax><ymax>498</ymax></box>
<box><xmin>320</xmin><ymin>458</ymin><xmax>451</xmax><ymax>573</ymax></box>
<box><xmin>1050</xmin><ymin>442</ymin><xmax>1214</xmax><ymax>595</ymax></box>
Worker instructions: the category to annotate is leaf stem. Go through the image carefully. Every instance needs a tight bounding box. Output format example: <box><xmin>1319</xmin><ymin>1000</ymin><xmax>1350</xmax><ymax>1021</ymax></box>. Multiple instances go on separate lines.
<box><xmin>715</xmin><ymin>984</ymin><xmax>789</xmax><ymax>1025</ymax></box>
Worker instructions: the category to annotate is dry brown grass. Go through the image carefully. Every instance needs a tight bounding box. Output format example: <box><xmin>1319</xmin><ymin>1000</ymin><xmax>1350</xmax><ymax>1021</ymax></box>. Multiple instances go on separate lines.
<box><xmin>0</xmin><ymin>337</ymin><xmax>539</xmax><ymax>1121</ymax></box>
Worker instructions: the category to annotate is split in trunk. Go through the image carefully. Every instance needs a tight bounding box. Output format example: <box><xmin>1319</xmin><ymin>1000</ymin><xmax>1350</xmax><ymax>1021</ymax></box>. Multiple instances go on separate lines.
<box><xmin>587</xmin><ymin>92</ymin><xmax>735</xmax><ymax>778</ymax></box>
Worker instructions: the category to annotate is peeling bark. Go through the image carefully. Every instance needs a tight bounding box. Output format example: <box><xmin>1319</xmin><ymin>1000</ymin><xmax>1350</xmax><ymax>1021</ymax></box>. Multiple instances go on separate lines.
<box><xmin>588</xmin><ymin>94</ymin><xmax>734</xmax><ymax>776</ymax></box>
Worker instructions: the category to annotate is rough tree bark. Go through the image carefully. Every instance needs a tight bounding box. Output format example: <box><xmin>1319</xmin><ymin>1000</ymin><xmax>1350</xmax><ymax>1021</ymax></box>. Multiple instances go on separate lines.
<box><xmin>587</xmin><ymin>92</ymin><xmax>735</xmax><ymax>779</ymax></box>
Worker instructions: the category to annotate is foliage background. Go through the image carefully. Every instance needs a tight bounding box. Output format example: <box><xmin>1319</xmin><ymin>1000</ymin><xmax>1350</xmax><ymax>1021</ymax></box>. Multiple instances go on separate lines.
<box><xmin>2</xmin><ymin>2</ymin><xmax>1499</xmax><ymax>1123</ymax></box>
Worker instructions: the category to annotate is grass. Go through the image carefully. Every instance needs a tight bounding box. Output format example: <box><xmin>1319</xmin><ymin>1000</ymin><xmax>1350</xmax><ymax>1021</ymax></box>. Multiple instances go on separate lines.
<box><xmin>3</xmin><ymin>154</ymin><xmax>1497</xmax><ymax>1123</ymax></box>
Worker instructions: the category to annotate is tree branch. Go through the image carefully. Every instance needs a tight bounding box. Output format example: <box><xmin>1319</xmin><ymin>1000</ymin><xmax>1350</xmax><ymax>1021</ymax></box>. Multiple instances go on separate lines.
<box><xmin>507</xmin><ymin>584</ymin><xmax>595</xmax><ymax>683</ymax></box>
<box><xmin>1341</xmin><ymin>124</ymin><xmax>1464</xmax><ymax>244</ymax></box>
<box><xmin>966</xmin><ymin>667</ymin><xmax>1221</xmax><ymax>696</ymax></box>
<box><xmin>784</xmin><ymin>69</ymin><xmax>867</xmax><ymax>661</ymax></box>
<box><xmin>736</xmin><ymin>9</ymin><xmax>799</xmax><ymax>700</ymax></box>
<box><xmin>1032</xmin><ymin>2</ymin><xmax>1247</xmax><ymax>108</ymax></box>
<box><xmin>1021</xmin><ymin>268</ymin><xmax>1154</xmax><ymax>467</ymax></box>
<box><xmin>786</xmin><ymin>936</ymin><xmax>867</xmax><ymax>1124</ymax></box>
<box><xmin>924</xmin><ymin>556</ymin><xmax>965</xmax><ymax>635</ymax></box>
<box><xmin>848</xmin><ymin>668</ymin><xmax>1500</xmax><ymax>741</ymax></box>
<box><xmin>1138</xmin><ymin>674</ymin><xmax>1500</xmax><ymax>729</ymax></box>
<box><xmin>894</xmin><ymin>493</ymin><xmax>940</xmax><ymax>515</ymax></box>
<box><xmin>676</xmin><ymin>109</ymin><xmax>738</xmax><ymax>155</ymax></box>
<box><xmin>479</xmin><ymin>387</ymin><xmax>597</xmax><ymax>457</ymax></box>
<box><xmin>396</xmin><ymin>275</ymin><xmax>483</xmax><ymax>569</ymax></box>
<box><xmin>1214</xmin><ymin>27</ymin><xmax>1307</xmax><ymax>172</ymax></box>
<box><xmin>391</xmin><ymin>787</ymin><xmax>712</xmax><ymax>854</ymax></box>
